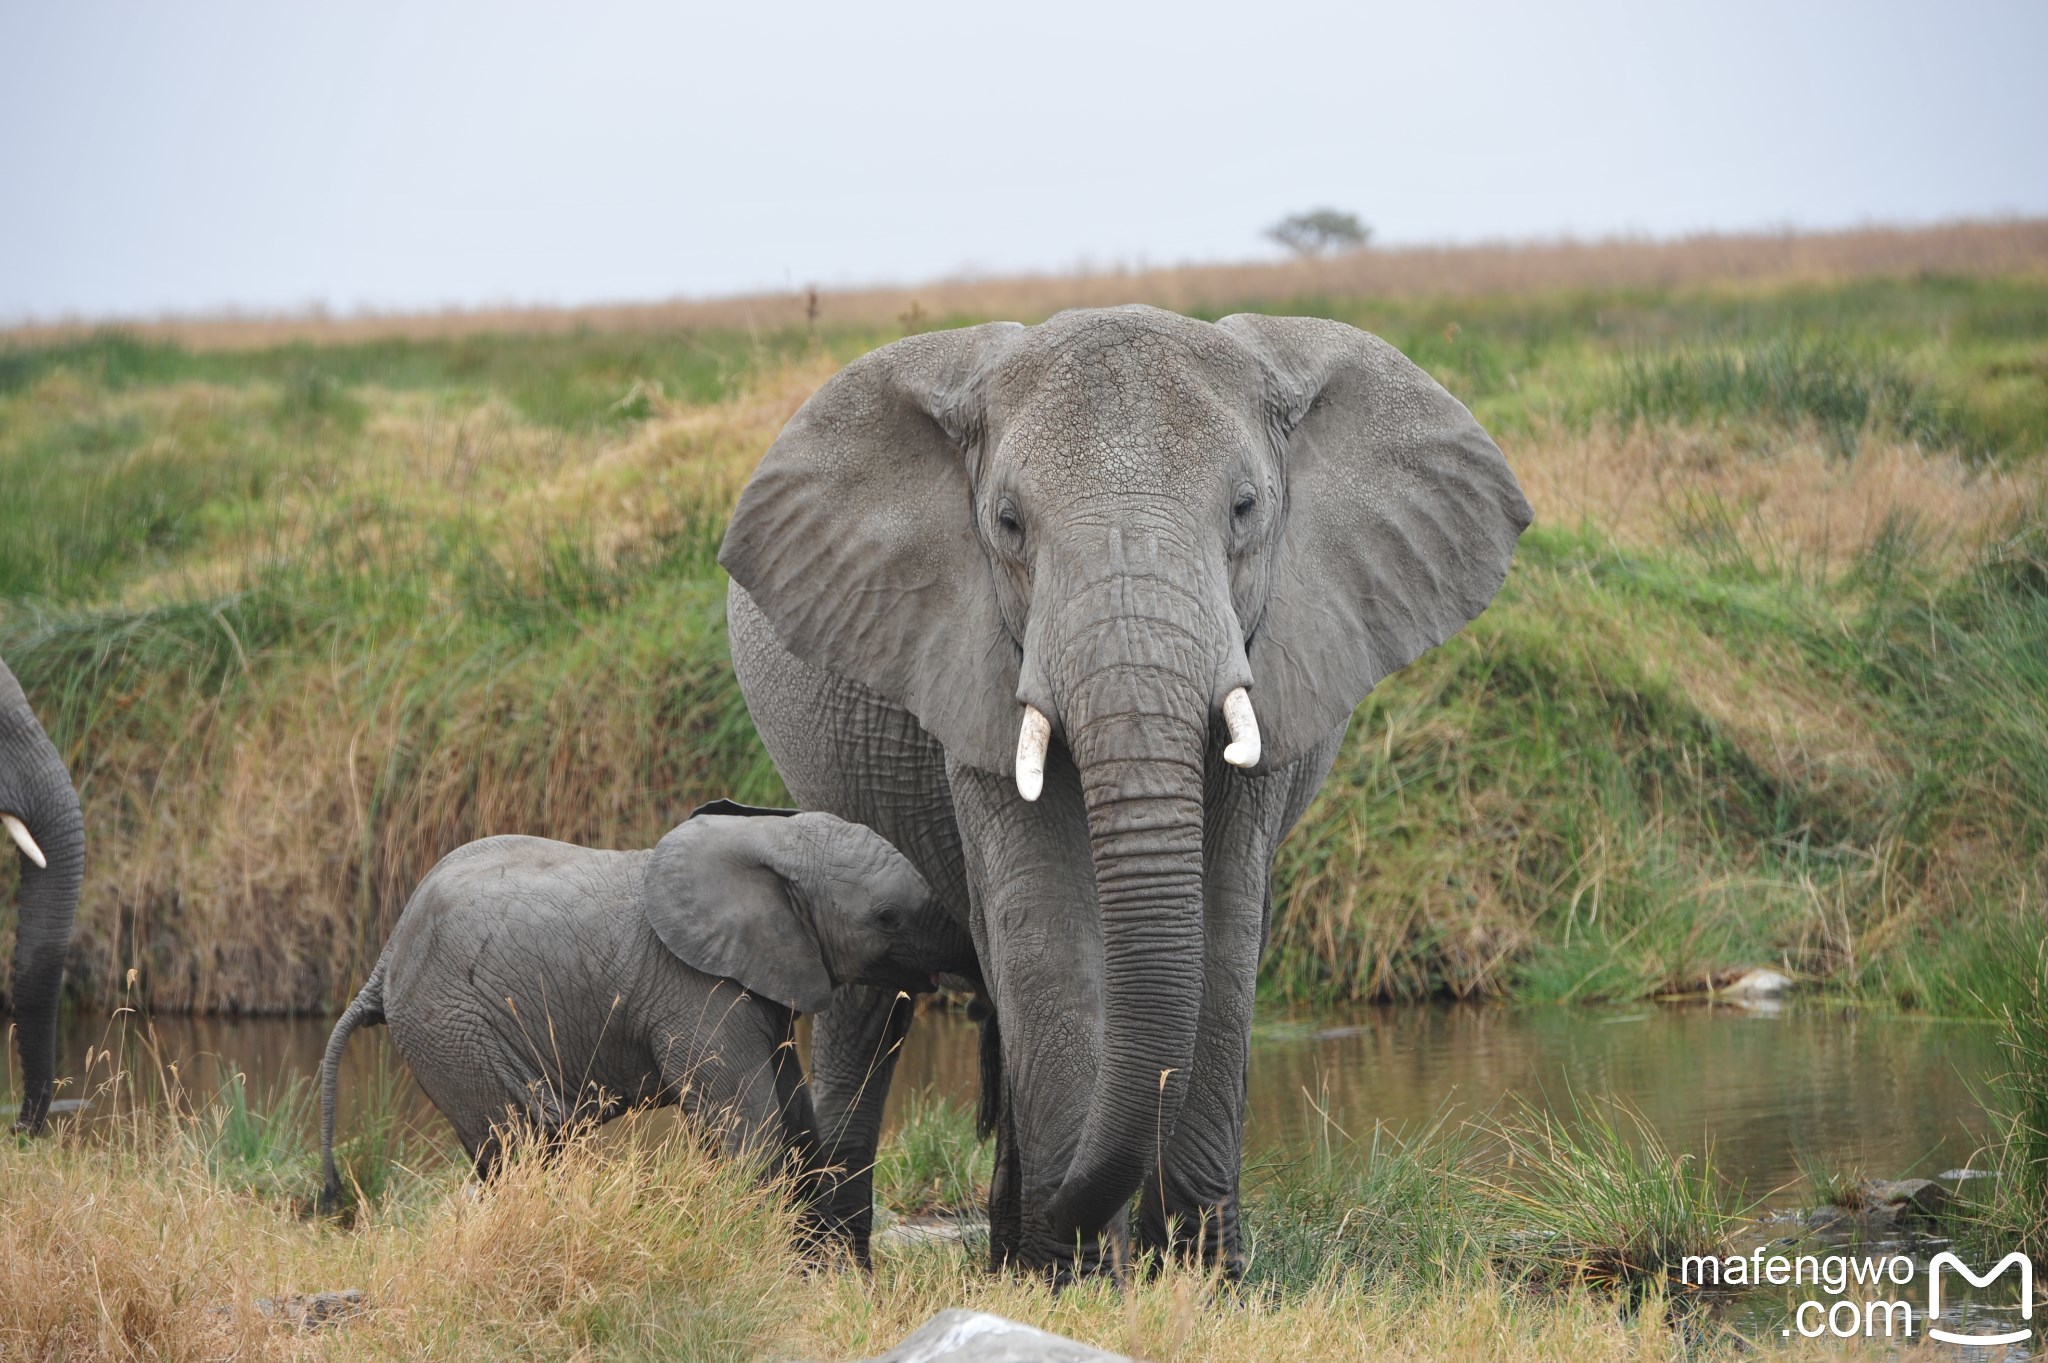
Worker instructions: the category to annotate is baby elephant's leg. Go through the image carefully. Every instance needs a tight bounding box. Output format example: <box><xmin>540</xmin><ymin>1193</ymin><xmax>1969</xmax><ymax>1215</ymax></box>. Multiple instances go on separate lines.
<box><xmin>435</xmin><ymin>1061</ymin><xmax>573</xmax><ymax>1183</ymax></box>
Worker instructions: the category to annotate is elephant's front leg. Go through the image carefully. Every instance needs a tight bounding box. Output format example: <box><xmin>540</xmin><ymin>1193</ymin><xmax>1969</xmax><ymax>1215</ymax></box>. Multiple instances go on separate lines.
<box><xmin>1135</xmin><ymin>734</ymin><xmax>1343</xmax><ymax>1274</ymax></box>
<box><xmin>802</xmin><ymin>984</ymin><xmax>916</xmax><ymax>1266</ymax></box>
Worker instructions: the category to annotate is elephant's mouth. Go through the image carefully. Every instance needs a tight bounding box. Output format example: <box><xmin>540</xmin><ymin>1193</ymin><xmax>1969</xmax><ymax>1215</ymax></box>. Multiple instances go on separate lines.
<box><xmin>1010</xmin><ymin>686</ymin><xmax>1261</xmax><ymax>802</ymax></box>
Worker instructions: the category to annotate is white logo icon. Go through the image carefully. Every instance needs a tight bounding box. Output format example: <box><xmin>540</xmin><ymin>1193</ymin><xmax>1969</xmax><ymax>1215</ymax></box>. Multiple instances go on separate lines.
<box><xmin>1927</xmin><ymin>1251</ymin><xmax>2033</xmax><ymax>1347</ymax></box>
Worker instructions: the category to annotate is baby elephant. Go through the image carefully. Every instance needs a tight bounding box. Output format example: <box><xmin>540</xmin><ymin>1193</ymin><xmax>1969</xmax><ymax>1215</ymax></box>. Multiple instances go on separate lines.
<box><xmin>318</xmin><ymin>803</ymin><xmax>968</xmax><ymax>1209</ymax></box>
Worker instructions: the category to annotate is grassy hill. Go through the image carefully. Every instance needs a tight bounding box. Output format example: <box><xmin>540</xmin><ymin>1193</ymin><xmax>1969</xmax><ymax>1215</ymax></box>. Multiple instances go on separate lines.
<box><xmin>3</xmin><ymin>231</ymin><xmax>2044</xmax><ymax>1015</ymax></box>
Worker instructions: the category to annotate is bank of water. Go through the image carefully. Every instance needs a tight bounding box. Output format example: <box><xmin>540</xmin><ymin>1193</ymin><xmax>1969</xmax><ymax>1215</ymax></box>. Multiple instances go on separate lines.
<box><xmin>26</xmin><ymin>999</ymin><xmax>2020</xmax><ymax>1347</ymax></box>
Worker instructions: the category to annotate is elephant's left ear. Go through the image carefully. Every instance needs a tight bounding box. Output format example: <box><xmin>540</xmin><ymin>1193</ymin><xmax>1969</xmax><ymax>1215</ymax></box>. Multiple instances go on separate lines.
<box><xmin>1217</xmin><ymin>314</ymin><xmax>1532</xmax><ymax>766</ymax></box>
<box><xmin>643</xmin><ymin>816</ymin><xmax>834</xmax><ymax>1015</ymax></box>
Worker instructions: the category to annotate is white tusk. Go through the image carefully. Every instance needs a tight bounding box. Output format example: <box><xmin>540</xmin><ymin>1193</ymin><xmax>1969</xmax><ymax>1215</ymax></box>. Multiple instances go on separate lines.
<box><xmin>2</xmin><ymin>813</ymin><xmax>46</xmax><ymax>870</ymax></box>
<box><xmin>1015</xmin><ymin>705</ymin><xmax>1051</xmax><ymax>802</ymax></box>
<box><xmin>1222</xmin><ymin>687</ymin><xmax>1261</xmax><ymax>769</ymax></box>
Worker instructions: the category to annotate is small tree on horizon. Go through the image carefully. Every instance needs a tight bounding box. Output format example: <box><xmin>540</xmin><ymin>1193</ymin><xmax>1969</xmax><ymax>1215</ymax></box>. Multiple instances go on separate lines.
<box><xmin>1265</xmin><ymin>208</ymin><xmax>1373</xmax><ymax>257</ymax></box>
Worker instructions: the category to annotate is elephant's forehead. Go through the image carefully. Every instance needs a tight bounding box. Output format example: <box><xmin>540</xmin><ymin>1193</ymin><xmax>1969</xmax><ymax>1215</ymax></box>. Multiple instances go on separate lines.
<box><xmin>994</xmin><ymin>310</ymin><xmax>1263</xmax><ymax>493</ymax></box>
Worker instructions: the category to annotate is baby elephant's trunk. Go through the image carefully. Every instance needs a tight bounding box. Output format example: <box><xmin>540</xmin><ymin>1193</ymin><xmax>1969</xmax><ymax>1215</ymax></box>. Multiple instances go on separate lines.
<box><xmin>318</xmin><ymin>967</ymin><xmax>388</xmax><ymax>1213</ymax></box>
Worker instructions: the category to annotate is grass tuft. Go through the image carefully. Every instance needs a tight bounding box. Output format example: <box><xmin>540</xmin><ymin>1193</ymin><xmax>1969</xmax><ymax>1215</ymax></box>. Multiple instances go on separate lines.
<box><xmin>1474</xmin><ymin>1094</ymin><xmax>1740</xmax><ymax>1293</ymax></box>
<box><xmin>1790</xmin><ymin>1147</ymin><xmax>1866</xmax><ymax>1211</ymax></box>
<box><xmin>1974</xmin><ymin>937</ymin><xmax>2048</xmax><ymax>1261</ymax></box>
<box><xmin>874</xmin><ymin>1089</ymin><xmax>991</xmax><ymax>1218</ymax></box>
<box><xmin>1243</xmin><ymin>1103</ymin><xmax>1488</xmax><ymax>1292</ymax></box>
<box><xmin>190</xmin><ymin>1063</ymin><xmax>318</xmax><ymax>1199</ymax></box>
<box><xmin>1612</xmin><ymin>338</ymin><xmax>1965</xmax><ymax>458</ymax></box>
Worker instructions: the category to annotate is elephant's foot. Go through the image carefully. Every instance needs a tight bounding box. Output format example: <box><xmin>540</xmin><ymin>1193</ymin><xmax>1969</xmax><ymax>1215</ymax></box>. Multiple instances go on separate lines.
<box><xmin>797</xmin><ymin>1196</ymin><xmax>876</xmax><ymax>1271</ymax></box>
<box><xmin>985</xmin><ymin>1098</ymin><xmax>1024</xmax><ymax>1272</ymax></box>
<box><xmin>1136</xmin><ymin>1198</ymin><xmax>1244</xmax><ymax>1280</ymax></box>
<box><xmin>990</xmin><ymin>1207</ymin><xmax>1132</xmax><ymax>1285</ymax></box>
<box><xmin>1001</xmin><ymin>1235</ymin><xmax>1129</xmax><ymax>1287</ymax></box>
<box><xmin>791</xmin><ymin>1204</ymin><xmax>867</xmax><ymax>1271</ymax></box>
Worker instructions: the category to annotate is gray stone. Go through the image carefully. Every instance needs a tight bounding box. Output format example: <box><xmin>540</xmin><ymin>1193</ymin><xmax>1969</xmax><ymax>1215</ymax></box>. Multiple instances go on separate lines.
<box><xmin>873</xmin><ymin>1213</ymin><xmax>988</xmax><ymax>1250</ymax></box>
<box><xmin>254</xmin><ymin>1289</ymin><xmax>364</xmax><ymax>1331</ymax></box>
<box><xmin>1854</xmin><ymin>1177</ymin><xmax>1951</xmax><ymax>1224</ymax></box>
<box><xmin>862</xmin><ymin>1310</ymin><xmax>1129</xmax><ymax>1363</ymax></box>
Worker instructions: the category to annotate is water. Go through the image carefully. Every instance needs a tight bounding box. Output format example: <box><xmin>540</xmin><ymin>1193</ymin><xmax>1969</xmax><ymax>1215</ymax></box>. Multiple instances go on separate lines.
<box><xmin>36</xmin><ymin>997</ymin><xmax>2000</xmax><ymax>1195</ymax></box>
<box><xmin>27</xmin><ymin>998</ymin><xmax>2023</xmax><ymax>1350</ymax></box>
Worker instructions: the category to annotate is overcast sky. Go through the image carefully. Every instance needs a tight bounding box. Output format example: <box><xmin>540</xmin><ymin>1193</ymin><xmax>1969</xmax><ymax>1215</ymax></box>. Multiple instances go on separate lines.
<box><xmin>4</xmin><ymin>0</ymin><xmax>2044</xmax><ymax>322</ymax></box>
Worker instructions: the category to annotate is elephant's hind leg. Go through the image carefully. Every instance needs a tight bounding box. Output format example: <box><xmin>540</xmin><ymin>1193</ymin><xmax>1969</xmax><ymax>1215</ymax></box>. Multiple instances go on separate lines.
<box><xmin>451</xmin><ymin>1065</ymin><xmax>578</xmax><ymax>1184</ymax></box>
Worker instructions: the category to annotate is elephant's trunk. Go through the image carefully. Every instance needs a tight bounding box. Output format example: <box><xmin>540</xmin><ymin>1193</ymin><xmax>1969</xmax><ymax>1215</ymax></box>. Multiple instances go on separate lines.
<box><xmin>9</xmin><ymin>760</ymin><xmax>83</xmax><ymax>1134</ymax></box>
<box><xmin>1035</xmin><ymin>538</ymin><xmax>1219</xmax><ymax>1239</ymax></box>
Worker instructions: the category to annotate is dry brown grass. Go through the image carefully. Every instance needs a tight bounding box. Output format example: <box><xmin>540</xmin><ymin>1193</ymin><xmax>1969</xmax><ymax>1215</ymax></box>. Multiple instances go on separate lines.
<box><xmin>1511</xmin><ymin>418</ymin><xmax>2046</xmax><ymax>574</ymax></box>
<box><xmin>0</xmin><ymin>1107</ymin><xmax>1862</xmax><ymax>1363</ymax></box>
<box><xmin>9</xmin><ymin>219</ymin><xmax>2045</xmax><ymax>351</ymax></box>
<box><xmin>515</xmin><ymin>357</ymin><xmax>832</xmax><ymax>552</ymax></box>
<box><xmin>37</xmin><ymin>366</ymin><xmax>823</xmax><ymax>1013</ymax></box>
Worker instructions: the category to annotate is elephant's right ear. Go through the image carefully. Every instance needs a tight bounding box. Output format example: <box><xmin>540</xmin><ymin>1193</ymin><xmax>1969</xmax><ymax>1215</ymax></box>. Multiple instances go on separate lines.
<box><xmin>720</xmin><ymin>323</ymin><xmax>1025</xmax><ymax>775</ymax></box>
<box><xmin>643</xmin><ymin>816</ymin><xmax>833</xmax><ymax>1015</ymax></box>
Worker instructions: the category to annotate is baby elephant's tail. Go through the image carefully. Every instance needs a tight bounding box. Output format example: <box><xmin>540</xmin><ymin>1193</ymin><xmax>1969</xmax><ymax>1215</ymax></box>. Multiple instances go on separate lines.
<box><xmin>318</xmin><ymin>966</ymin><xmax>388</xmax><ymax>1213</ymax></box>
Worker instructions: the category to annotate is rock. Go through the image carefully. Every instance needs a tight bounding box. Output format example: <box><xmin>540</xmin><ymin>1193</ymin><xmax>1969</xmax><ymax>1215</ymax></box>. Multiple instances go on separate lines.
<box><xmin>874</xmin><ymin>1213</ymin><xmax>988</xmax><ymax>1249</ymax></box>
<box><xmin>255</xmin><ymin>1289</ymin><xmax>364</xmax><ymax>1331</ymax></box>
<box><xmin>862</xmin><ymin>1310</ymin><xmax>1129</xmax><ymax>1363</ymax></box>
<box><xmin>1853</xmin><ymin>1178</ymin><xmax>1950</xmax><ymax>1225</ymax></box>
<box><xmin>1801</xmin><ymin>1205</ymin><xmax>1854</xmax><ymax>1232</ymax></box>
<box><xmin>1719</xmin><ymin>968</ymin><xmax>1794</xmax><ymax>1000</ymax></box>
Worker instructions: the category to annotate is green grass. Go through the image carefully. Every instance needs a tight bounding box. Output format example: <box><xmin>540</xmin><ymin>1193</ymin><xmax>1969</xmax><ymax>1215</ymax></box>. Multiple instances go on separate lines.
<box><xmin>319</xmin><ymin>1050</ymin><xmax>433</xmax><ymax>1215</ymax></box>
<box><xmin>1</xmin><ymin>270</ymin><xmax>2043</xmax><ymax>1017</ymax></box>
<box><xmin>0</xmin><ymin>326</ymin><xmax>846</xmax><ymax>428</ymax></box>
<box><xmin>1200</xmin><ymin>274</ymin><xmax>2048</xmax><ymax>454</ymax></box>
<box><xmin>1790</xmin><ymin>1147</ymin><xmax>1866</xmax><ymax>1211</ymax></box>
<box><xmin>1967</xmin><ymin>936</ymin><xmax>2048</xmax><ymax>1261</ymax></box>
<box><xmin>873</xmin><ymin>1090</ymin><xmax>991</xmax><ymax>1218</ymax></box>
<box><xmin>1237</xmin><ymin>1094</ymin><xmax>1744</xmax><ymax>1302</ymax></box>
<box><xmin>1474</xmin><ymin>1094</ymin><xmax>1741</xmax><ymax>1294</ymax></box>
<box><xmin>1610</xmin><ymin>338</ymin><xmax>1962</xmax><ymax>458</ymax></box>
<box><xmin>1242</xmin><ymin>1105</ymin><xmax>1488</xmax><ymax>1292</ymax></box>
<box><xmin>1265</xmin><ymin>513</ymin><xmax>2048</xmax><ymax>1013</ymax></box>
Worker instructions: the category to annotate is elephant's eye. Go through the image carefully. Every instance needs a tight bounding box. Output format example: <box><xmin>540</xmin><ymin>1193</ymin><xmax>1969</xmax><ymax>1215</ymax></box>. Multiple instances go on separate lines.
<box><xmin>1233</xmin><ymin>492</ymin><xmax>1258</xmax><ymax>520</ymax></box>
<box><xmin>874</xmin><ymin>905</ymin><xmax>904</xmax><ymax>931</ymax></box>
<box><xmin>995</xmin><ymin>500</ymin><xmax>1023</xmax><ymax>539</ymax></box>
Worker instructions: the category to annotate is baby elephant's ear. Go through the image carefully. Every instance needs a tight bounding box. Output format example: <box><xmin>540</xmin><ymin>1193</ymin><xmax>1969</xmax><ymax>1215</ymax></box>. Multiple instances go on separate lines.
<box><xmin>643</xmin><ymin>816</ymin><xmax>834</xmax><ymax>1015</ymax></box>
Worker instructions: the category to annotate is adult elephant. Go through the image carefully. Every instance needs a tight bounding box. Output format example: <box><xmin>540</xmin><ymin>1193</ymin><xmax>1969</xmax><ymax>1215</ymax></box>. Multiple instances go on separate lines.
<box><xmin>721</xmin><ymin>305</ymin><xmax>1529</xmax><ymax>1276</ymax></box>
<box><xmin>1</xmin><ymin>655</ymin><xmax>85</xmax><ymax>1133</ymax></box>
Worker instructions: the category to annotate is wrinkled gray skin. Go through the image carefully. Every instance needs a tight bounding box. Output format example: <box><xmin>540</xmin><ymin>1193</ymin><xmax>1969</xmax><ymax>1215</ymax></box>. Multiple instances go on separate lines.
<box><xmin>1</xmin><ymin>656</ymin><xmax>86</xmax><ymax>1134</ymax></box>
<box><xmin>317</xmin><ymin>811</ymin><xmax>973</xmax><ymax>1219</ymax></box>
<box><xmin>722</xmin><ymin>306</ymin><xmax>1531</xmax><ymax>1277</ymax></box>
